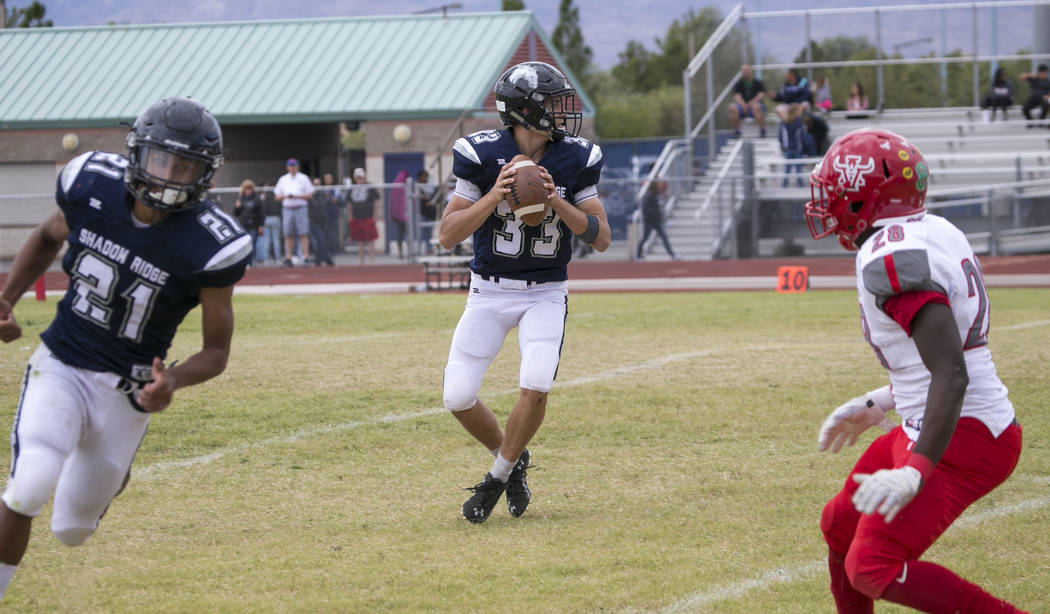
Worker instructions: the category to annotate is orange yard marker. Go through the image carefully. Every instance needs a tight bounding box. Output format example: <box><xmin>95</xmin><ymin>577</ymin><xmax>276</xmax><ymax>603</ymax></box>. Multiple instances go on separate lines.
<box><xmin>776</xmin><ymin>266</ymin><xmax>809</xmax><ymax>293</ymax></box>
<box><xmin>34</xmin><ymin>277</ymin><xmax>46</xmax><ymax>301</ymax></box>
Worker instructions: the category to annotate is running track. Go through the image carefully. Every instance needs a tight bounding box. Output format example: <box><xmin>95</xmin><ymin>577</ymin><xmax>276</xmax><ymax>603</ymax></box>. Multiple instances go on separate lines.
<box><xmin>7</xmin><ymin>254</ymin><xmax>1049</xmax><ymax>295</ymax></box>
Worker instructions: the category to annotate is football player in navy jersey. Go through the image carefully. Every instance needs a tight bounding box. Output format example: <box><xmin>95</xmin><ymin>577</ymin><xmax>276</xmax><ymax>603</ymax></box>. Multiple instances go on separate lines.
<box><xmin>807</xmin><ymin>129</ymin><xmax>1028</xmax><ymax>613</ymax></box>
<box><xmin>0</xmin><ymin>97</ymin><xmax>252</xmax><ymax>598</ymax></box>
<box><xmin>438</xmin><ymin>61</ymin><xmax>610</xmax><ymax>523</ymax></box>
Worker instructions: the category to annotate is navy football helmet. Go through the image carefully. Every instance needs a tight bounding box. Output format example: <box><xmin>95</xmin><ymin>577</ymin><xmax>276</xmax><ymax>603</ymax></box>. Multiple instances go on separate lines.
<box><xmin>125</xmin><ymin>97</ymin><xmax>223</xmax><ymax>211</ymax></box>
<box><xmin>494</xmin><ymin>61</ymin><xmax>582</xmax><ymax>140</ymax></box>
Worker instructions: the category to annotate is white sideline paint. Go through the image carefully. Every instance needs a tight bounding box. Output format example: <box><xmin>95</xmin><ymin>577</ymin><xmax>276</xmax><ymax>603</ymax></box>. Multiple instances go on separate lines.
<box><xmin>135</xmin><ymin>347</ymin><xmax>747</xmax><ymax>479</ymax></box>
<box><xmin>1000</xmin><ymin>319</ymin><xmax>1050</xmax><ymax>330</ymax></box>
<box><xmin>660</xmin><ymin>490</ymin><xmax>1050</xmax><ymax>613</ymax></box>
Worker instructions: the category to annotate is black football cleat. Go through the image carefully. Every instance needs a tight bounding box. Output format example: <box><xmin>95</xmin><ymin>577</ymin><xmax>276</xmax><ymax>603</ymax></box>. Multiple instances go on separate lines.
<box><xmin>506</xmin><ymin>448</ymin><xmax>532</xmax><ymax>518</ymax></box>
<box><xmin>462</xmin><ymin>473</ymin><xmax>507</xmax><ymax>523</ymax></box>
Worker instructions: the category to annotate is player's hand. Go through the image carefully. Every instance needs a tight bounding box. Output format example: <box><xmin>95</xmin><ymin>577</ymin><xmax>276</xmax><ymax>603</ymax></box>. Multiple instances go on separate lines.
<box><xmin>851</xmin><ymin>466</ymin><xmax>922</xmax><ymax>522</ymax></box>
<box><xmin>538</xmin><ymin>167</ymin><xmax>557</xmax><ymax>201</ymax></box>
<box><xmin>0</xmin><ymin>298</ymin><xmax>22</xmax><ymax>343</ymax></box>
<box><xmin>138</xmin><ymin>357</ymin><xmax>176</xmax><ymax>413</ymax></box>
<box><xmin>818</xmin><ymin>385</ymin><xmax>896</xmax><ymax>453</ymax></box>
<box><xmin>486</xmin><ymin>161</ymin><xmax>516</xmax><ymax>203</ymax></box>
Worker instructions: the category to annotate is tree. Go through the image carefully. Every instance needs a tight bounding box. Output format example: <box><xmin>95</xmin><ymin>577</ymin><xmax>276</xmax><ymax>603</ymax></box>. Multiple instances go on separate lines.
<box><xmin>611</xmin><ymin>7</ymin><xmax>732</xmax><ymax>93</ymax></box>
<box><xmin>551</xmin><ymin>0</ymin><xmax>593</xmax><ymax>90</ymax></box>
<box><xmin>3</xmin><ymin>1</ymin><xmax>52</xmax><ymax>27</ymax></box>
<box><xmin>501</xmin><ymin>0</ymin><xmax>525</xmax><ymax>9</ymax></box>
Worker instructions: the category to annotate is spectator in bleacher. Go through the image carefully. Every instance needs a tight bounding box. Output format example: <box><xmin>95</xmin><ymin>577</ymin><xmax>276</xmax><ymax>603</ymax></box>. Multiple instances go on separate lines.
<box><xmin>728</xmin><ymin>64</ymin><xmax>767</xmax><ymax>138</ymax></box>
<box><xmin>779</xmin><ymin>104</ymin><xmax>806</xmax><ymax>188</ymax></box>
<box><xmin>258</xmin><ymin>180</ymin><xmax>282</xmax><ymax>265</ymax></box>
<box><xmin>1019</xmin><ymin>64</ymin><xmax>1050</xmax><ymax>126</ymax></box>
<box><xmin>307</xmin><ymin>177</ymin><xmax>335</xmax><ymax>266</ymax></box>
<box><xmin>416</xmin><ymin>169</ymin><xmax>438</xmax><ymax>255</ymax></box>
<box><xmin>233</xmin><ymin>179</ymin><xmax>263</xmax><ymax>267</ymax></box>
<box><xmin>773</xmin><ymin>68</ymin><xmax>812</xmax><ymax>121</ymax></box>
<box><xmin>983</xmin><ymin>67</ymin><xmax>1014</xmax><ymax>121</ymax></box>
<box><xmin>635</xmin><ymin>179</ymin><xmax>678</xmax><ymax>261</ymax></box>
<box><xmin>812</xmin><ymin>75</ymin><xmax>833</xmax><ymax>114</ymax></box>
<box><xmin>802</xmin><ymin>110</ymin><xmax>830</xmax><ymax>156</ymax></box>
<box><xmin>274</xmin><ymin>158</ymin><xmax>314</xmax><ymax>266</ymax></box>
<box><xmin>846</xmin><ymin>81</ymin><xmax>870</xmax><ymax>118</ymax></box>
<box><xmin>347</xmin><ymin>167</ymin><xmax>379</xmax><ymax>265</ymax></box>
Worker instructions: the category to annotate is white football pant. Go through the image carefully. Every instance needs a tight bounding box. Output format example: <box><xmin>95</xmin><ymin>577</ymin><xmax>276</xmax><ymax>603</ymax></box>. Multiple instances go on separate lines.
<box><xmin>443</xmin><ymin>274</ymin><xmax>568</xmax><ymax>411</ymax></box>
<box><xmin>3</xmin><ymin>344</ymin><xmax>149</xmax><ymax>546</ymax></box>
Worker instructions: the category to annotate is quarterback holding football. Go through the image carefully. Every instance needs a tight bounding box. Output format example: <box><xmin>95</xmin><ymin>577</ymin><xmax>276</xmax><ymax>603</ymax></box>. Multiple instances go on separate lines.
<box><xmin>438</xmin><ymin>61</ymin><xmax>610</xmax><ymax>523</ymax></box>
<box><xmin>807</xmin><ymin>128</ymin><xmax>1028</xmax><ymax>613</ymax></box>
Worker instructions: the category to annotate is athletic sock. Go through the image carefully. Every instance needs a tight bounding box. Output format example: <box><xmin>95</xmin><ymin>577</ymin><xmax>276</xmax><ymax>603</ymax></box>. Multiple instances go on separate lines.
<box><xmin>489</xmin><ymin>447</ymin><xmax>500</xmax><ymax>458</ymax></box>
<box><xmin>879</xmin><ymin>560</ymin><xmax>1028</xmax><ymax>614</ymax></box>
<box><xmin>828</xmin><ymin>549</ymin><xmax>874</xmax><ymax>614</ymax></box>
<box><xmin>490</xmin><ymin>453</ymin><xmax>515</xmax><ymax>483</ymax></box>
<box><xmin>0</xmin><ymin>563</ymin><xmax>17</xmax><ymax>599</ymax></box>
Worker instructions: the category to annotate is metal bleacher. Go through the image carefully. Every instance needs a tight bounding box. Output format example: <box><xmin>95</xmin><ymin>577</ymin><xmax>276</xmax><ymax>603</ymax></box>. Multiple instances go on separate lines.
<box><xmin>645</xmin><ymin>107</ymin><xmax>1050</xmax><ymax>261</ymax></box>
<box><xmin>634</xmin><ymin>0</ymin><xmax>1050</xmax><ymax>261</ymax></box>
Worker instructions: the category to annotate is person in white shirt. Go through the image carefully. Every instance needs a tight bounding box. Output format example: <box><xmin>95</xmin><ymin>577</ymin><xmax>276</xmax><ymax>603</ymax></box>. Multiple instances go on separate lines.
<box><xmin>274</xmin><ymin>158</ymin><xmax>314</xmax><ymax>266</ymax></box>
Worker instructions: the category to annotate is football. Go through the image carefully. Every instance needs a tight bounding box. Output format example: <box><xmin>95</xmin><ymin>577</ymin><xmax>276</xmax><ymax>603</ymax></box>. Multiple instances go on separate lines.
<box><xmin>506</xmin><ymin>156</ymin><xmax>550</xmax><ymax>226</ymax></box>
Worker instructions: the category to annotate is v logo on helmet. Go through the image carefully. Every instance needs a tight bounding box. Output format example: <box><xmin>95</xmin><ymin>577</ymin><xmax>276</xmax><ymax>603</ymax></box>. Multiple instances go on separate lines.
<box><xmin>832</xmin><ymin>155</ymin><xmax>876</xmax><ymax>192</ymax></box>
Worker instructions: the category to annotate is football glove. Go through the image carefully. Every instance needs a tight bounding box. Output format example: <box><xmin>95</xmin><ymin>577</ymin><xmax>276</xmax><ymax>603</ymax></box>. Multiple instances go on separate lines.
<box><xmin>851</xmin><ymin>466</ymin><xmax>922</xmax><ymax>523</ymax></box>
<box><xmin>818</xmin><ymin>385</ymin><xmax>896</xmax><ymax>453</ymax></box>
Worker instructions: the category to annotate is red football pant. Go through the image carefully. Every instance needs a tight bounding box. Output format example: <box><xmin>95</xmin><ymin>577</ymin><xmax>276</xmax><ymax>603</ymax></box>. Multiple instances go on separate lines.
<box><xmin>821</xmin><ymin>417</ymin><xmax>1024</xmax><ymax>613</ymax></box>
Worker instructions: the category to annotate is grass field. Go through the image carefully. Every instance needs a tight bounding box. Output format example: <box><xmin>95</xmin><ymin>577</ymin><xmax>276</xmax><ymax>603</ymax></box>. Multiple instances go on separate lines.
<box><xmin>0</xmin><ymin>288</ymin><xmax>1047</xmax><ymax>613</ymax></box>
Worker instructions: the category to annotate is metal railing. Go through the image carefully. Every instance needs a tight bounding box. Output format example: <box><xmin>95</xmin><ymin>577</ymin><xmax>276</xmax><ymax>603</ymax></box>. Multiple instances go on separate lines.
<box><xmin>684</xmin><ymin>0</ymin><xmax>1050</xmax><ymax>174</ymax></box>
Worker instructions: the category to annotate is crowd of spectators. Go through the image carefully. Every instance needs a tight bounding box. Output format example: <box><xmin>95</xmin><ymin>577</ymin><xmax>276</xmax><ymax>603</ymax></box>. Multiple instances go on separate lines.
<box><xmin>232</xmin><ymin>162</ymin><xmax>441</xmax><ymax>267</ymax></box>
<box><xmin>723</xmin><ymin>63</ymin><xmax>1050</xmax><ymax>187</ymax></box>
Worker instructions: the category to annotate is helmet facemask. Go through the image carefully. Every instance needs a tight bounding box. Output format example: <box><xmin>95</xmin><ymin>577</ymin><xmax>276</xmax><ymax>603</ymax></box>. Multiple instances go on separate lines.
<box><xmin>129</xmin><ymin>144</ymin><xmax>216</xmax><ymax>209</ymax></box>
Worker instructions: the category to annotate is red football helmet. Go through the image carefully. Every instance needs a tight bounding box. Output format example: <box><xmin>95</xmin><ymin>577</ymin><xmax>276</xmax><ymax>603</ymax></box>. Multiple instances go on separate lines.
<box><xmin>805</xmin><ymin>128</ymin><xmax>929</xmax><ymax>250</ymax></box>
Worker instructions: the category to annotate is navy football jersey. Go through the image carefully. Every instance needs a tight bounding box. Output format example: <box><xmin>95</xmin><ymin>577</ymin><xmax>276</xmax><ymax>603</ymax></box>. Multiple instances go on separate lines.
<box><xmin>452</xmin><ymin>129</ymin><xmax>603</xmax><ymax>282</ymax></box>
<box><xmin>40</xmin><ymin>150</ymin><xmax>252</xmax><ymax>381</ymax></box>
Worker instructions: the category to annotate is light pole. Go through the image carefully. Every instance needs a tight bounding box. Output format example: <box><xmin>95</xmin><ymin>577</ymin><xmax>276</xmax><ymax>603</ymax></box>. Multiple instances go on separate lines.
<box><xmin>893</xmin><ymin>36</ymin><xmax>934</xmax><ymax>56</ymax></box>
<box><xmin>413</xmin><ymin>3</ymin><xmax>463</xmax><ymax>19</ymax></box>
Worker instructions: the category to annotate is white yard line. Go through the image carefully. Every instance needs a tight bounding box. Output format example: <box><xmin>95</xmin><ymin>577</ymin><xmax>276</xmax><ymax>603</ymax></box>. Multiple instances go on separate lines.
<box><xmin>999</xmin><ymin>319</ymin><xmax>1050</xmax><ymax>330</ymax></box>
<box><xmin>136</xmin><ymin>347</ymin><xmax>740</xmax><ymax>479</ymax></box>
<box><xmin>659</xmin><ymin>488</ymin><xmax>1050</xmax><ymax>613</ymax></box>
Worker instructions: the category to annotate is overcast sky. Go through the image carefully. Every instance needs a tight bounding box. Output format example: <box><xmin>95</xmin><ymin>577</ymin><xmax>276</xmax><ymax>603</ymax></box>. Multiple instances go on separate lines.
<box><xmin>35</xmin><ymin>0</ymin><xmax>1038</xmax><ymax>70</ymax></box>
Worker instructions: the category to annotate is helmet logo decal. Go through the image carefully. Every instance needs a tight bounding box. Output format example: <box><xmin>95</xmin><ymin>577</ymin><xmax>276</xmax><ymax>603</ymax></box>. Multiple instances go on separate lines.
<box><xmin>915</xmin><ymin>161</ymin><xmax>929</xmax><ymax>191</ymax></box>
<box><xmin>508</xmin><ymin>64</ymin><xmax>540</xmax><ymax>90</ymax></box>
<box><xmin>832</xmin><ymin>155</ymin><xmax>876</xmax><ymax>192</ymax></box>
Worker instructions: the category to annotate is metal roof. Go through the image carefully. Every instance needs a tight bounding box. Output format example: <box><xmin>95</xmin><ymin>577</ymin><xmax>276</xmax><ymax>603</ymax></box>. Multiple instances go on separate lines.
<box><xmin>0</xmin><ymin>11</ymin><xmax>594</xmax><ymax>129</ymax></box>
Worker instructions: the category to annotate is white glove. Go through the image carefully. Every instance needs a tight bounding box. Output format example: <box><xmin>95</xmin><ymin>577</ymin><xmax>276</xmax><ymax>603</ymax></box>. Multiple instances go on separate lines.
<box><xmin>818</xmin><ymin>385</ymin><xmax>896</xmax><ymax>453</ymax></box>
<box><xmin>851</xmin><ymin>466</ymin><xmax>922</xmax><ymax>522</ymax></box>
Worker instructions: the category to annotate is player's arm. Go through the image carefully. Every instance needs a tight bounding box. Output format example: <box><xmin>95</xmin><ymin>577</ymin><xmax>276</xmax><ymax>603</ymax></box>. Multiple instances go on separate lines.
<box><xmin>0</xmin><ymin>209</ymin><xmax>70</xmax><ymax>343</ymax></box>
<box><xmin>851</xmin><ymin>299</ymin><xmax>966</xmax><ymax>523</ymax></box>
<box><xmin>437</xmin><ymin>161</ymin><xmax>515</xmax><ymax>249</ymax></box>
<box><xmin>554</xmin><ymin>193</ymin><xmax>611</xmax><ymax>252</ymax></box>
<box><xmin>137</xmin><ymin>285</ymin><xmax>235</xmax><ymax>412</ymax></box>
<box><xmin>541</xmin><ymin>168</ymin><xmax>611</xmax><ymax>252</ymax></box>
<box><xmin>909</xmin><ymin>302</ymin><xmax>967</xmax><ymax>465</ymax></box>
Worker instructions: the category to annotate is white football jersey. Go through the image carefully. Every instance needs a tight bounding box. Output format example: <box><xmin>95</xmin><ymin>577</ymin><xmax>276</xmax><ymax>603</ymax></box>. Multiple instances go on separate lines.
<box><xmin>855</xmin><ymin>212</ymin><xmax>1015</xmax><ymax>442</ymax></box>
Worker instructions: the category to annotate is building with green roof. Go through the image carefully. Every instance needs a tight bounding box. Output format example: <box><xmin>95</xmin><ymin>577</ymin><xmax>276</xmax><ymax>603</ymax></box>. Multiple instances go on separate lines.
<box><xmin>0</xmin><ymin>10</ymin><xmax>595</xmax><ymax>248</ymax></box>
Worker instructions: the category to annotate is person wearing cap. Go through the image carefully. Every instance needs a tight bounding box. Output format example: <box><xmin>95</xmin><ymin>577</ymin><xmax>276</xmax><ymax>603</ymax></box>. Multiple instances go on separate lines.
<box><xmin>274</xmin><ymin>158</ymin><xmax>314</xmax><ymax>266</ymax></box>
<box><xmin>346</xmin><ymin>167</ymin><xmax>379</xmax><ymax>265</ymax></box>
